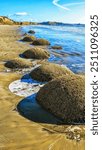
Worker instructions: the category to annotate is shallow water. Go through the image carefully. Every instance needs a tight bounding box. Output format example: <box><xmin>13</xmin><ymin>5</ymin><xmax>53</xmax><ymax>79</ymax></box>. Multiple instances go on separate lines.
<box><xmin>21</xmin><ymin>24</ymin><xmax>85</xmax><ymax>73</ymax></box>
<box><xmin>17</xmin><ymin>94</ymin><xmax>62</xmax><ymax>124</ymax></box>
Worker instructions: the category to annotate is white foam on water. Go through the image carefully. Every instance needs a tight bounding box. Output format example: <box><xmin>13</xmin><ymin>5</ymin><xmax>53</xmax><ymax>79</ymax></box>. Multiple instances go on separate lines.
<box><xmin>9</xmin><ymin>80</ymin><xmax>44</xmax><ymax>97</ymax></box>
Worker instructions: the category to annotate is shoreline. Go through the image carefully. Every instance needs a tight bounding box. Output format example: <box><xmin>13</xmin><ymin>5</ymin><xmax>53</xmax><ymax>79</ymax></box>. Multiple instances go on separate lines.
<box><xmin>21</xmin><ymin>24</ymin><xmax>85</xmax><ymax>74</ymax></box>
<box><xmin>0</xmin><ymin>25</ymin><xmax>85</xmax><ymax>149</ymax></box>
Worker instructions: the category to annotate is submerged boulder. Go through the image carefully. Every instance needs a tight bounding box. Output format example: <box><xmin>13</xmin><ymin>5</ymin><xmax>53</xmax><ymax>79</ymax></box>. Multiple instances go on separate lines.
<box><xmin>51</xmin><ymin>45</ymin><xmax>62</xmax><ymax>50</ymax></box>
<box><xmin>5</xmin><ymin>58</ymin><xmax>33</xmax><ymax>69</ymax></box>
<box><xmin>30</xmin><ymin>62</ymin><xmax>73</xmax><ymax>82</ymax></box>
<box><xmin>28</xmin><ymin>30</ymin><xmax>35</xmax><ymax>34</ymax></box>
<box><xmin>32</xmin><ymin>38</ymin><xmax>50</xmax><ymax>45</ymax></box>
<box><xmin>22</xmin><ymin>33</ymin><xmax>28</xmax><ymax>36</ymax></box>
<box><xmin>22</xmin><ymin>48</ymin><xmax>50</xmax><ymax>59</ymax></box>
<box><xmin>21</xmin><ymin>35</ymin><xmax>36</xmax><ymax>42</ymax></box>
<box><xmin>36</xmin><ymin>75</ymin><xmax>85</xmax><ymax>124</ymax></box>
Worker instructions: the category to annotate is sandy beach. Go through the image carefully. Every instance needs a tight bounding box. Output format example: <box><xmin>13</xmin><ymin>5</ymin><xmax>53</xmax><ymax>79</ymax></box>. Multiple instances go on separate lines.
<box><xmin>0</xmin><ymin>25</ymin><xmax>85</xmax><ymax>150</ymax></box>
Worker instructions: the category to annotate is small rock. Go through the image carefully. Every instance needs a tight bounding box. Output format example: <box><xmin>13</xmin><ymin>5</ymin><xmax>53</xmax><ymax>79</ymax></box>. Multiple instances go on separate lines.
<box><xmin>28</xmin><ymin>30</ymin><xmax>35</xmax><ymax>34</ymax></box>
<box><xmin>51</xmin><ymin>45</ymin><xmax>62</xmax><ymax>50</ymax></box>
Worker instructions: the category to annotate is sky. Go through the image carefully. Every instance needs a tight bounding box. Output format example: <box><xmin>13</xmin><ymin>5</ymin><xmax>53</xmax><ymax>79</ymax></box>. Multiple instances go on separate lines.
<box><xmin>0</xmin><ymin>0</ymin><xmax>85</xmax><ymax>23</ymax></box>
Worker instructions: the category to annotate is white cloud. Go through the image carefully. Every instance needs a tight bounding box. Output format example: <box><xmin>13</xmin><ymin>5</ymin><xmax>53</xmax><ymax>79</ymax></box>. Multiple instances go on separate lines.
<box><xmin>52</xmin><ymin>0</ymin><xmax>70</xmax><ymax>11</ymax></box>
<box><xmin>14</xmin><ymin>12</ymin><xmax>28</xmax><ymax>16</ymax></box>
<box><xmin>63</xmin><ymin>2</ymin><xmax>84</xmax><ymax>7</ymax></box>
<box><xmin>52</xmin><ymin>0</ymin><xmax>84</xmax><ymax>11</ymax></box>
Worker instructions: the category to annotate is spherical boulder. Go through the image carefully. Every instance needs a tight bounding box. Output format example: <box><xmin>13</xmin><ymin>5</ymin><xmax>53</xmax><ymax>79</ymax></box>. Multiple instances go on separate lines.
<box><xmin>36</xmin><ymin>75</ymin><xmax>85</xmax><ymax>124</ymax></box>
<box><xmin>21</xmin><ymin>35</ymin><xmax>36</xmax><ymax>42</ymax></box>
<box><xmin>28</xmin><ymin>30</ymin><xmax>35</xmax><ymax>34</ymax></box>
<box><xmin>32</xmin><ymin>38</ymin><xmax>50</xmax><ymax>45</ymax></box>
<box><xmin>22</xmin><ymin>48</ymin><xmax>50</xmax><ymax>59</ymax></box>
<box><xmin>5</xmin><ymin>58</ymin><xmax>33</xmax><ymax>69</ymax></box>
<box><xmin>30</xmin><ymin>62</ymin><xmax>74</xmax><ymax>82</ymax></box>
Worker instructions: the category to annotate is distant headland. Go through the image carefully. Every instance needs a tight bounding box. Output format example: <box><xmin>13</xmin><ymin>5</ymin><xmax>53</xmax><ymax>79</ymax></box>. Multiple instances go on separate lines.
<box><xmin>0</xmin><ymin>16</ymin><xmax>85</xmax><ymax>27</ymax></box>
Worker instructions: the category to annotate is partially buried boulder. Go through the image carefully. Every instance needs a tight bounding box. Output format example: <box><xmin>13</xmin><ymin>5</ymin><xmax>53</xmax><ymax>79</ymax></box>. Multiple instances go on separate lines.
<box><xmin>51</xmin><ymin>45</ymin><xmax>62</xmax><ymax>50</ymax></box>
<box><xmin>5</xmin><ymin>58</ymin><xmax>33</xmax><ymax>69</ymax></box>
<box><xmin>32</xmin><ymin>38</ymin><xmax>50</xmax><ymax>45</ymax></box>
<box><xmin>30</xmin><ymin>62</ymin><xmax>74</xmax><ymax>82</ymax></box>
<box><xmin>22</xmin><ymin>48</ymin><xmax>50</xmax><ymax>59</ymax></box>
<box><xmin>21</xmin><ymin>35</ymin><xmax>36</xmax><ymax>42</ymax></box>
<box><xmin>36</xmin><ymin>75</ymin><xmax>85</xmax><ymax>124</ymax></box>
<box><xmin>28</xmin><ymin>30</ymin><xmax>35</xmax><ymax>34</ymax></box>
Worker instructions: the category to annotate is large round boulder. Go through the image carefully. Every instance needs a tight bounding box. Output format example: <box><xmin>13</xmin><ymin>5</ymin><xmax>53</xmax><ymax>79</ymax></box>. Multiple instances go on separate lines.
<box><xmin>30</xmin><ymin>62</ymin><xmax>74</xmax><ymax>82</ymax></box>
<box><xmin>5</xmin><ymin>58</ymin><xmax>33</xmax><ymax>69</ymax></box>
<box><xmin>32</xmin><ymin>38</ymin><xmax>50</xmax><ymax>45</ymax></box>
<box><xmin>21</xmin><ymin>35</ymin><xmax>36</xmax><ymax>42</ymax></box>
<box><xmin>22</xmin><ymin>48</ymin><xmax>50</xmax><ymax>59</ymax></box>
<box><xmin>36</xmin><ymin>75</ymin><xmax>85</xmax><ymax>124</ymax></box>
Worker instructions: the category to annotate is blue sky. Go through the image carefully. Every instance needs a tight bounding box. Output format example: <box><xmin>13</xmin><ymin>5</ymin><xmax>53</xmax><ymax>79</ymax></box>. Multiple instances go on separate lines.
<box><xmin>0</xmin><ymin>0</ymin><xmax>85</xmax><ymax>23</ymax></box>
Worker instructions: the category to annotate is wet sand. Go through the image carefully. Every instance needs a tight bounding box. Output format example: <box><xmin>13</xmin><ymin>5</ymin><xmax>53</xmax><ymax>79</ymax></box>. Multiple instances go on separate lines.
<box><xmin>0</xmin><ymin>25</ymin><xmax>85</xmax><ymax>150</ymax></box>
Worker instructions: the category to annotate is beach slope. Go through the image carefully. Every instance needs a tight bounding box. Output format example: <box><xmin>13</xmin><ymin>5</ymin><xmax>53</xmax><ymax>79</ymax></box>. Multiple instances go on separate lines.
<box><xmin>0</xmin><ymin>25</ymin><xmax>85</xmax><ymax>150</ymax></box>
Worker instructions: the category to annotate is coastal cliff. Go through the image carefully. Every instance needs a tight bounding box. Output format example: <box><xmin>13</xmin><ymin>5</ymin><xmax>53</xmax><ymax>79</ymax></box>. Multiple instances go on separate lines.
<box><xmin>0</xmin><ymin>16</ymin><xmax>37</xmax><ymax>25</ymax></box>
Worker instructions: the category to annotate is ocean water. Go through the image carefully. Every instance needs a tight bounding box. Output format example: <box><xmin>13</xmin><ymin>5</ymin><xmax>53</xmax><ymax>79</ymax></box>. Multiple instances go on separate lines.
<box><xmin>21</xmin><ymin>24</ymin><xmax>85</xmax><ymax>73</ymax></box>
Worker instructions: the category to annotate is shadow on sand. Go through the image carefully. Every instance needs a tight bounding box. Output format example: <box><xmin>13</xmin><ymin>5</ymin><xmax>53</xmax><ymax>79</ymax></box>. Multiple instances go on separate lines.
<box><xmin>17</xmin><ymin>74</ymin><xmax>56</xmax><ymax>124</ymax></box>
<box><xmin>17</xmin><ymin>94</ymin><xmax>62</xmax><ymax>124</ymax></box>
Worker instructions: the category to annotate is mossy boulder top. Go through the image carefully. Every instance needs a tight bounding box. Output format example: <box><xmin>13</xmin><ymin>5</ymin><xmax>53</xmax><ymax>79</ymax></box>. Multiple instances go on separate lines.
<box><xmin>51</xmin><ymin>45</ymin><xmax>62</xmax><ymax>50</ymax></box>
<box><xmin>22</xmin><ymin>48</ymin><xmax>50</xmax><ymax>59</ymax></box>
<box><xmin>5</xmin><ymin>58</ymin><xmax>33</xmax><ymax>69</ymax></box>
<box><xmin>21</xmin><ymin>35</ymin><xmax>36</xmax><ymax>42</ymax></box>
<box><xmin>28</xmin><ymin>30</ymin><xmax>35</xmax><ymax>34</ymax></box>
<box><xmin>36</xmin><ymin>75</ymin><xmax>85</xmax><ymax>124</ymax></box>
<box><xmin>30</xmin><ymin>62</ymin><xmax>74</xmax><ymax>82</ymax></box>
<box><xmin>32</xmin><ymin>38</ymin><xmax>50</xmax><ymax>45</ymax></box>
